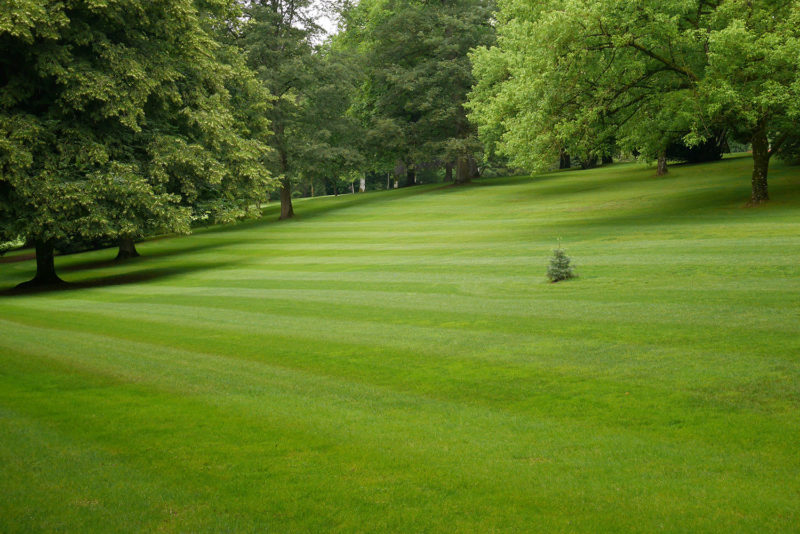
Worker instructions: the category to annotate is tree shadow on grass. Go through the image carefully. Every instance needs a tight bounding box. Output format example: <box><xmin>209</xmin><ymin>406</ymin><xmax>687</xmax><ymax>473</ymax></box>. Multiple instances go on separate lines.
<box><xmin>57</xmin><ymin>239</ymin><xmax>232</xmax><ymax>274</ymax></box>
<box><xmin>537</xmin><ymin>169</ymin><xmax>800</xmax><ymax>232</ymax></box>
<box><xmin>1</xmin><ymin>261</ymin><xmax>236</xmax><ymax>297</ymax></box>
<box><xmin>0</xmin><ymin>252</ymin><xmax>36</xmax><ymax>265</ymax></box>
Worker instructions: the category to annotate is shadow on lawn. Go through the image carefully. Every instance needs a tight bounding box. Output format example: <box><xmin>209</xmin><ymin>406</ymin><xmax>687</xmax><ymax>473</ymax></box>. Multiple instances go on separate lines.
<box><xmin>58</xmin><ymin>239</ymin><xmax>229</xmax><ymax>274</ymax></box>
<box><xmin>1</xmin><ymin>261</ymin><xmax>235</xmax><ymax>297</ymax></box>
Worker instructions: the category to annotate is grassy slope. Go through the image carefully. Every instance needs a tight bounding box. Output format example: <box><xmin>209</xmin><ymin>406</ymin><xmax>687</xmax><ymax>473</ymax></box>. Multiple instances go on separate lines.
<box><xmin>1</xmin><ymin>155</ymin><xmax>799</xmax><ymax>532</ymax></box>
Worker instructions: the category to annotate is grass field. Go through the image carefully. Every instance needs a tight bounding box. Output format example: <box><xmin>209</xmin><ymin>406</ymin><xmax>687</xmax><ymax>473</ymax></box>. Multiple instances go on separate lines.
<box><xmin>1</xmin><ymin>154</ymin><xmax>799</xmax><ymax>532</ymax></box>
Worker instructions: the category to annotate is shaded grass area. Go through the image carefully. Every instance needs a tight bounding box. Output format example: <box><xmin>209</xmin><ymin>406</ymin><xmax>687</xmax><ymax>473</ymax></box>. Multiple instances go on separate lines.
<box><xmin>1</xmin><ymin>155</ymin><xmax>799</xmax><ymax>532</ymax></box>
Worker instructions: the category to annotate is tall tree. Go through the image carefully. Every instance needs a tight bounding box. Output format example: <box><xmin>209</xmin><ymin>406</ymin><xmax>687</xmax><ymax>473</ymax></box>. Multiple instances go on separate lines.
<box><xmin>294</xmin><ymin>44</ymin><xmax>364</xmax><ymax>195</ymax></box>
<box><xmin>342</xmin><ymin>0</ymin><xmax>495</xmax><ymax>185</ymax></box>
<box><xmin>239</xmin><ymin>0</ymin><xmax>321</xmax><ymax>219</ymax></box>
<box><xmin>0</xmin><ymin>0</ymin><xmax>273</xmax><ymax>285</ymax></box>
<box><xmin>468</xmin><ymin>0</ymin><xmax>800</xmax><ymax>203</ymax></box>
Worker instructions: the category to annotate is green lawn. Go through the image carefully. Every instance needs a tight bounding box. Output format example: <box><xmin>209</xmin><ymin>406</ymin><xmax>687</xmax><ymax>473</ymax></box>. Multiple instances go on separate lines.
<box><xmin>1</xmin><ymin>155</ymin><xmax>799</xmax><ymax>532</ymax></box>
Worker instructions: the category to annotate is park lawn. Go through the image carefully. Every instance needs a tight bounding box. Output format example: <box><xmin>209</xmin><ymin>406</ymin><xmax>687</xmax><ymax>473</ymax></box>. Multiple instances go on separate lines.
<box><xmin>1</xmin><ymin>154</ymin><xmax>799</xmax><ymax>532</ymax></box>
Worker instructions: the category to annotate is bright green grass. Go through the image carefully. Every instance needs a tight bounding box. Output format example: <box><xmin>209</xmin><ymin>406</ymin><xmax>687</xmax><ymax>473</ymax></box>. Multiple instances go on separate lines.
<box><xmin>1</xmin><ymin>155</ymin><xmax>799</xmax><ymax>532</ymax></box>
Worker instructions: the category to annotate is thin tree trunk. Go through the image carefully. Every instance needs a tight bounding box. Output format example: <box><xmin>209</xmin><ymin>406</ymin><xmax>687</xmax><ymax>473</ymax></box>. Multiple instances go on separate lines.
<box><xmin>279</xmin><ymin>178</ymin><xmax>294</xmax><ymax>219</ymax></box>
<box><xmin>749</xmin><ymin>125</ymin><xmax>770</xmax><ymax>205</ymax></box>
<box><xmin>350</xmin><ymin>182</ymin><xmax>355</xmax><ymax>194</ymax></box>
<box><xmin>656</xmin><ymin>150</ymin><xmax>668</xmax><ymax>176</ymax></box>
<box><xmin>387</xmin><ymin>173</ymin><xmax>391</xmax><ymax>190</ymax></box>
<box><xmin>311</xmin><ymin>181</ymin><xmax>315</xmax><ymax>197</ymax></box>
<box><xmin>403</xmin><ymin>168</ymin><xmax>416</xmax><ymax>187</ymax></box>
<box><xmin>444</xmin><ymin>162</ymin><xmax>453</xmax><ymax>182</ymax></box>
<box><xmin>559</xmin><ymin>151</ymin><xmax>571</xmax><ymax>169</ymax></box>
<box><xmin>359</xmin><ymin>175</ymin><xmax>366</xmax><ymax>193</ymax></box>
<box><xmin>393</xmin><ymin>178</ymin><xmax>398</xmax><ymax>189</ymax></box>
<box><xmin>115</xmin><ymin>236</ymin><xmax>140</xmax><ymax>260</ymax></box>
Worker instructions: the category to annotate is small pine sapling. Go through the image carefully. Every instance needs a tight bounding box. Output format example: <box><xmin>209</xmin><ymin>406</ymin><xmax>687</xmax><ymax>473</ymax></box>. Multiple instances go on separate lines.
<box><xmin>547</xmin><ymin>241</ymin><xmax>575</xmax><ymax>282</ymax></box>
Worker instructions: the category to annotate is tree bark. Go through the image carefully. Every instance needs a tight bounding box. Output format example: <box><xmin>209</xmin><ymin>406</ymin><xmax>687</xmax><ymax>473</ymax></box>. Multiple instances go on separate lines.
<box><xmin>656</xmin><ymin>150</ymin><xmax>668</xmax><ymax>176</ymax></box>
<box><xmin>279</xmin><ymin>178</ymin><xmax>294</xmax><ymax>219</ymax></box>
<box><xmin>403</xmin><ymin>167</ymin><xmax>416</xmax><ymax>187</ymax></box>
<box><xmin>454</xmin><ymin>155</ymin><xmax>474</xmax><ymax>185</ymax></box>
<box><xmin>444</xmin><ymin>162</ymin><xmax>453</xmax><ymax>182</ymax></box>
<box><xmin>115</xmin><ymin>236</ymin><xmax>140</xmax><ymax>261</ymax></box>
<box><xmin>559</xmin><ymin>151</ymin><xmax>571</xmax><ymax>169</ymax></box>
<box><xmin>393</xmin><ymin>178</ymin><xmax>398</xmax><ymax>189</ymax></box>
<box><xmin>359</xmin><ymin>175</ymin><xmax>366</xmax><ymax>193</ymax></box>
<box><xmin>17</xmin><ymin>240</ymin><xmax>63</xmax><ymax>288</ymax></box>
<box><xmin>749</xmin><ymin>126</ymin><xmax>770</xmax><ymax>205</ymax></box>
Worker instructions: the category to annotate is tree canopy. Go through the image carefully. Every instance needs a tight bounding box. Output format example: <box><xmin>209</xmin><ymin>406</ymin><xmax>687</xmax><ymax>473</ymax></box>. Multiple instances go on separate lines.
<box><xmin>468</xmin><ymin>0</ymin><xmax>800</xmax><ymax>202</ymax></box>
<box><xmin>0</xmin><ymin>0</ymin><xmax>273</xmax><ymax>284</ymax></box>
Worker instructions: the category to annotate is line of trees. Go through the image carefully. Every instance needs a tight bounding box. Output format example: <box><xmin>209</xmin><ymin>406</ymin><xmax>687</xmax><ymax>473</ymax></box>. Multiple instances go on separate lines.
<box><xmin>467</xmin><ymin>0</ymin><xmax>800</xmax><ymax>204</ymax></box>
<box><xmin>1</xmin><ymin>0</ymin><xmax>274</xmax><ymax>286</ymax></box>
<box><xmin>3</xmin><ymin>0</ymin><xmax>799</xmax><ymax>286</ymax></box>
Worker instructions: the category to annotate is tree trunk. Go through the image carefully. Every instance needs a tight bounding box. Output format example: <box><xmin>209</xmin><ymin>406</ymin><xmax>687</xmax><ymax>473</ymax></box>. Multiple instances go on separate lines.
<box><xmin>406</xmin><ymin>168</ymin><xmax>416</xmax><ymax>187</ymax></box>
<box><xmin>393</xmin><ymin>179</ymin><xmax>398</xmax><ymax>189</ymax></box>
<box><xmin>387</xmin><ymin>173</ymin><xmax>391</xmax><ymax>190</ymax></box>
<box><xmin>444</xmin><ymin>162</ymin><xmax>453</xmax><ymax>182</ymax></box>
<box><xmin>749</xmin><ymin>126</ymin><xmax>770</xmax><ymax>205</ymax></box>
<box><xmin>359</xmin><ymin>175</ymin><xmax>366</xmax><ymax>193</ymax></box>
<box><xmin>656</xmin><ymin>150</ymin><xmax>668</xmax><ymax>176</ymax></box>
<box><xmin>115</xmin><ymin>236</ymin><xmax>140</xmax><ymax>260</ymax></box>
<box><xmin>279</xmin><ymin>178</ymin><xmax>294</xmax><ymax>219</ymax></box>
<box><xmin>454</xmin><ymin>155</ymin><xmax>475</xmax><ymax>185</ymax></box>
<box><xmin>311</xmin><ymin>181</ymin><xmax>315</xmax><ymax>197</ymax></box>
<box><xmin>559</xmin><ymin>151</ymin><xmax>571</xmax><ymax>169</ymax></box>
<box><xmin>17</xmin><ymin>240</ymin><xmax>63</xmax><ymax>288</ymax></box>
<box><xmin>580</xmin><ymin>155</ymin><xmax>598</xmax><ymax>170</ymax></box>
<box><xmin>350</xmin><ymin>182</ymin><xmax>355</xmax><ymax>195</ymax></box>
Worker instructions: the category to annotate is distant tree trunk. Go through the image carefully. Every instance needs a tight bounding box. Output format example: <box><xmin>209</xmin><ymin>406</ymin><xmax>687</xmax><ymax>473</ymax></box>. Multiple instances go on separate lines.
<box><xmin>387</xmin><ymin>173</ymin><xmax>391</xmax><ymax>189</ymax></box>
<box><xmin>359</xmin><ymin>175</ymin><xmax>366</xmax><ymax>193</ymax></box>
<box><xmin>404</xmin><ymin>167</ymin><xmax>416</xmax><ymax>187</ymax></box>
<box><xmin>656</xmin><ymin>150</ymin><xmax>668</xmax><ymax>176</ymax></box>
<box><xmin>18</xmin><ymin>240</ymin><xmax>63</xmax><ymax>288</ymax></box>
<box><xmin>311</xmin><ymin>181</ymin><xmax>315</xmax><ymax>197</ymax></box>
<box><xmin>350</xmin><ymin>181</ymin><xmax>355</xmax><ymax>194</ymax></box>
<box><xmin>393</xmin><ymin>178</ymin><xmax>399</xmax><ymax>189</ymax></box>
<box><xmin>580</xmin><ymin>156</ymin><xmax>598</xmax><ymax>169</ymax></box>
<box><xmin>470</xmin><ymin>157</ymin><xmax>480</xmax><ymax>178</ymax></box>
<box><xmin>279</xmin><ymin>178</ymin><xmax>294</xmax><ymax>219</ymax></box>
<box><xmin>559</xmin><ymin>151</ymin><xmax>571</xmax><ymax>169</ymax></box>
<box><xmin>749</xmin><ymin>125</ymin><xmax>770</xmax><ymax>205</ymax></box>
<box><xmin>444</xmin><ymin>162</ymin><xmax>453</xmax><ymax>182</ymax></box>
<box><xmin>454</xmin><ymin>155</ymin><xmax>474</xmax><ymax>185</ymax></box>
<box><xmin>115</xmin><ymin>236</ymin><xmax>140</xmax><ymax>260</ymax></box>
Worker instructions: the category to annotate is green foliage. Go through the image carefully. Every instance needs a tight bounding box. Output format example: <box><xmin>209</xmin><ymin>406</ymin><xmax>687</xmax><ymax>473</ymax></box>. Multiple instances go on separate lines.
<box><xmin>0</xmin><ymin>0</ymin><xmax>273</xmax><ymax>256</ymax></box>
<box><xmin>468</xmin><ymin>0</ymin><xmax>800</xmax><ymax>199</ymax></box>
<box><xmin>547</xmin><ymin>245</ymin><xmax>575</xmax><ymax>282</ymax></box>
<box><xmin>341</xmin><ymin>0</ymin><xmax>495</xmax><ymax>181</ymax></box>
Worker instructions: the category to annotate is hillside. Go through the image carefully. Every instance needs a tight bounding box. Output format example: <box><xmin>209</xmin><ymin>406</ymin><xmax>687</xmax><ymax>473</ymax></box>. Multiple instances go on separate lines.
<box><xmin>1</xmin><ymin>155</ymin><xmax>799</xmax><ymax>532</ymax></box>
